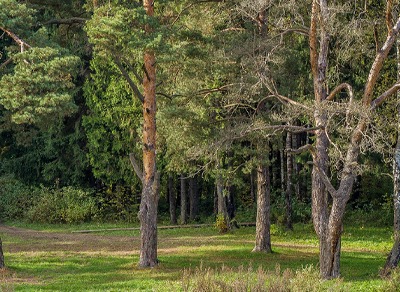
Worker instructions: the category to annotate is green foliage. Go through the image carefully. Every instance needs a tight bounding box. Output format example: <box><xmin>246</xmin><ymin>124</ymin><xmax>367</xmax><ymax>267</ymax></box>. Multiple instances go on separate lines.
<box><xmin>86</xmin><ymin>2</ymin><xmax>164</xmax><ymax>60</ymax></box>
<box><xmin>83</xmin><ymin>56</ymin><xmax>142</xmax><ymax>186</ymax></box>
<box><xmin>0</xmin><ymin>176</ymin><xmax>96</xmax><ymax>224</ymax></box>
<box><xmin>0</xmin><ymin>0</ymin><xmax>35</xmax><ymax>35</ymax></box>
<box><xmin>0</xmin><ymin>175</ymin><xmax>36</xmax><ymax>220</ymax></box>
<box><xmin>27</xmin><ymin>186</ymin><xmax>97</xmax><ymax>224</ymax></box>
<box><xmin>0</xmin><ymin>47</ymin><xmax>80</xmax><ymax>126</ymax></box>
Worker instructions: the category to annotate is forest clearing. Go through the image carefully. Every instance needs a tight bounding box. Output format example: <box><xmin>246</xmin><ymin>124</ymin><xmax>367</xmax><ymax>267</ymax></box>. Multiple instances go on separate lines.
<box><xmin>5</xmin><ymin>0</ymin><xmax>400</xmax><ymax>289</ymax></box>
<box><xmin>0</xmin><ymin>222</ymin><xmax>398</xmax><ymax>291</ymax></box>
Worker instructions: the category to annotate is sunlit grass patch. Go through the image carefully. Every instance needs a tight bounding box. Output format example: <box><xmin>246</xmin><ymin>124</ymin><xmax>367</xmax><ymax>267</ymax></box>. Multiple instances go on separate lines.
<box><xmin>0</xmin><ymin>222</ymin><xmax>397</xmax><ymax>290</ymax></box>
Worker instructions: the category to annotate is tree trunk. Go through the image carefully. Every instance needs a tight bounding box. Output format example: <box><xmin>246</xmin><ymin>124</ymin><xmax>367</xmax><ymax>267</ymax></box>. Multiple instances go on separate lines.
<box><xmin>226</xmin><ymin>185</ymin><xmax>235</xmax><ymax>220</ymax></box>
<box><xmin>312</xmin><ymin>110</ymin><xmax>339</xmax><ymax>278</ymax></box>
<box><xmin>253</xmin><ymin>163</ymin><xmax>272</xmax><ymax>253</ymax></box>
<box><xmin>189</xmin><ymin>175</ymin><xmax>199</xmax><ymax>221</ymax></box>
<box><xmin>138</xmin><ymin>0</ymin><xmax>159</xmax><ymax>268</ymax></box>
<box><xmin>0</xmin><ymin>238</ymin><xmax>5</xmax><ymax>269</ymax></box>
<box><xmin>216</xmin><ymin>174</ymin><xmax>228</xmax><ymax>219</ymax></box>
<box><xmin>250</xmin><ymin>169</ymin><xmax>256</xmax><ymax>204</ymax></box>
<box><xmin>292</xmin><ymin>129</ymin><xmax>300</xmax><ymax>198</ymax></box>
<box><xmin>168</xmin><ymin>175</ymin><xmax>177</xmax><ymax>225</ymax></box>
<box><xmin>285</xmin><ymin>131</ymin><xmax>293</xmax><ymax>230</ymax></box>
<box><xmin>180</xmin><ymin>174</ymin><xmax>188</xmax><ymax>224</ymax></box>
<box><xmin>280</xmin><ymin>146</ymin><xmax>285</xmax><ymax>199</ymax></box>
<box><xmin>382</xmin><ymin>37</ymin><xmax>400</xmax><ymax>277</ymax></box>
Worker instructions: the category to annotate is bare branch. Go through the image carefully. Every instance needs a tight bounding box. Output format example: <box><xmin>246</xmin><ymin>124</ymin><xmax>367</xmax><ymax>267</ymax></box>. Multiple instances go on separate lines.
<box><xmin>326</xmin><ymin>83</ymin><xmax>354</xmax><ymax>102</ymax></box>
<box><xmin>275</xmin><ymin>28</ymin><xmax>309</xmax><ymax>37</ymax></box>
<box><xmin>263</xmin><ymin>79</ymin><xmax>311</xmax><ymax>110</ymax></box>
<box><xmin>0</xmin><ymin>58</ymin><xmax>13</xmax><ymax>71</ymax></box>
<box><xmin>286</xmin><ymin>144</ymin><xmax>314</xmax><ymax>154</ymax></box>
<box><xmin>129</xmin><ymin>153</ymin><xmax>143</xmax><ymax>183</ymax></box>
<box><xmin>250</xmin><ymin>124</ymin><xmax>321</xmax><ymax>134</ymax></box>
<box><xmin>113</xmin><ymin>57</ymin><xmax>144</xmax><ymax>103</ymax></box>
<box><xmin>268</xmin><ymin>94</ymin><xmax>311</xmax><ymax>111</ymax></box>
<box><xmin>0</xmin><ymin>26</ymin><xmax>31</xmax><ymax>52</ymax></box>
<box><xmin>371</xmin><ymin>82</ymin><xmax>400</xmax><ymax>110</ymax></box>
<box><xmin>223</xmin><ymin>103</ymin><xmax>257</xmax><ymax>111</ymax></box>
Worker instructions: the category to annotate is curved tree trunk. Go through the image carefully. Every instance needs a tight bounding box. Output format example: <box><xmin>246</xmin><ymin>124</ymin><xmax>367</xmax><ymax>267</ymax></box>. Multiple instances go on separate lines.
<box><xmin>253</xmin><ymin>163</ymin><xmax>272</xmax><ymax>253</ymax></box>
<box><xmin>139</xmin><ymin>0</ymin><xmax>159</xmax><ymax>268</ymax></box>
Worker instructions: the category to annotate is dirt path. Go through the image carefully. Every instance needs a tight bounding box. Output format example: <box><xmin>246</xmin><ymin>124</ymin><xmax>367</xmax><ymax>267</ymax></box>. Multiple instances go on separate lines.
<box><xmin>0</xmin><ymin>225</ymin><xmax>140</xmax><ymax>253</ymax></box>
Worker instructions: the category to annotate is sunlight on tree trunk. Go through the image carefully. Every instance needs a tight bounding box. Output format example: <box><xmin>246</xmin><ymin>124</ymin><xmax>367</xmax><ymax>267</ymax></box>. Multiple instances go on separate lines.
<box><xmin>138</xmin><ymin>0</ymin><xmax>159</xmax><ymax>268</ymax></box>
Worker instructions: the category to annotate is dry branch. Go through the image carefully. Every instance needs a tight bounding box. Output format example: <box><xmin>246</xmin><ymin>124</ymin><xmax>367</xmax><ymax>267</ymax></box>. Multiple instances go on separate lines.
<box><xmin>129</xmin><ymin>153</ymin><xmax>143</xmax><ymax>183</ymax></box>
<box><xmin>113</xmin><ymin>57</ymin><xmax>144</xmax><ymax>103</ymax></box>
<box><xmin>0</xmin><ymin>26</ymin><xmax>31</xmax><ymax>52</ymax></box>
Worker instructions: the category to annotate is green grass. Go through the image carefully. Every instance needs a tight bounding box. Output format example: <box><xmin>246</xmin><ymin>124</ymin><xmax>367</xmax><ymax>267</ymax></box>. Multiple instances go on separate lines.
<box><xmin>0</xmin><ymin>222</ymin><xmax>397</xmax><ymax>291</ymax></box>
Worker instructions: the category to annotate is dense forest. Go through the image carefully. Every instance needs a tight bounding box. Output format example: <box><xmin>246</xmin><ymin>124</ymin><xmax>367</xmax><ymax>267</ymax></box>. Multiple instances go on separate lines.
<box><xmin>2</xmin><ymin>0</ymin><xmax>400</xmax><ymax>279</ymax></box>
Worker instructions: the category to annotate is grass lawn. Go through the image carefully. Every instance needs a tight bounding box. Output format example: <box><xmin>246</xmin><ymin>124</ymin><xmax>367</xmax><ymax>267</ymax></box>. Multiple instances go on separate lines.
<box><xmin>0</xmin><ymin>222</ymin><xmax>397</xmax><ymax>291</ymax></box>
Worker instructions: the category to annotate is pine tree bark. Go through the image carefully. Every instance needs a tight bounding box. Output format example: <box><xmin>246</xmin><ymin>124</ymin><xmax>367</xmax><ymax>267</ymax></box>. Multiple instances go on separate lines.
<box><xmin>253</xmin><ymin>163</ymin><xmax>272</xmax><ymax>253</ymax></box>
<box><xmin>189</xmin><ymin>176</ymin><xmax>199</xmax><ymax>221</ymax></box>
<box><xmin>168</xmin><ymin>175</ymin><xmax>177</xmax><ymax>225</ymax></box>
<box><xmin>250</xmin><ymin>169</ymin><xmax>256</xmax><ymax>203</ymax></box>
<box><xmin>0</xmin><ymin>237</ymin><xmax>5</xmax><ymax>269</ymax></box>
<box><xmin>180</xmin><ymin>174</ymin><xmax>188</xmax><ymax>224</ymax></box>
<box><xmin>138</xmin><ymin>0</ymin><xmax>159</xmax><ymax>268</ymax></box>
<box><xmin>285</xmin><ymin>131</ymin><xmax>293</xmax><ymax>230</ymax></box>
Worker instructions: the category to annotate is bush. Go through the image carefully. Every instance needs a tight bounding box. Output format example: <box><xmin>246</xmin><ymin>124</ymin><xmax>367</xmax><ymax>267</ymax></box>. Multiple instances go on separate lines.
<box><xmin>93</xmin><ymin>185</ymin><xmax>140</xmax><ymax>223</ymax></box>
<box><xmin>27</xmin><ymin>186</ymin><xmax>97</xmax><ymax>224</ymax></box>
<box><xmin>0</xmin><ymin>175</ymin><xmax>37</xmax><ymax>221</ymax></box>
<box><xmin>214</xmin><ymin>213</ymin><xmax>229</xmax><ymax>233</ymax></box>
